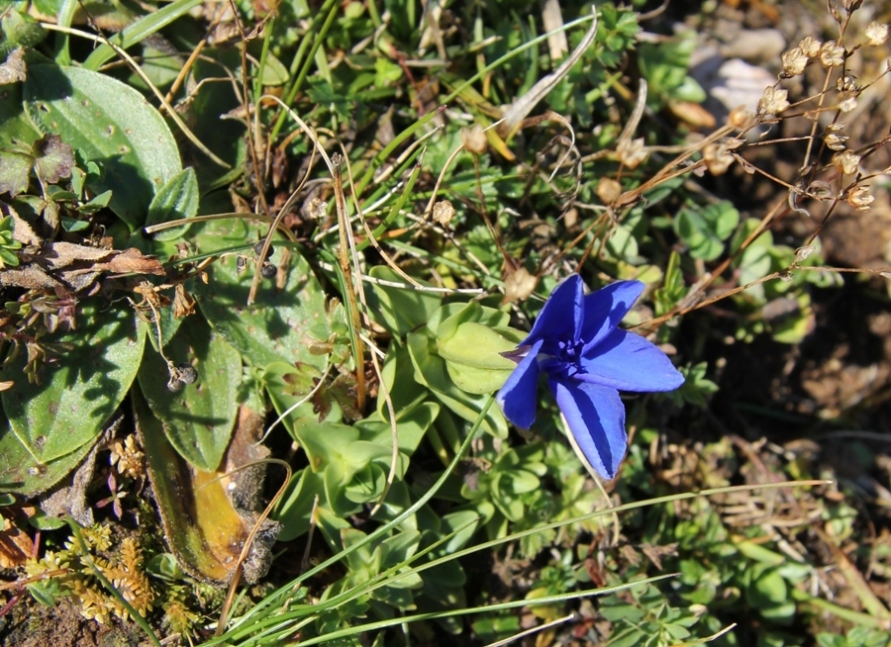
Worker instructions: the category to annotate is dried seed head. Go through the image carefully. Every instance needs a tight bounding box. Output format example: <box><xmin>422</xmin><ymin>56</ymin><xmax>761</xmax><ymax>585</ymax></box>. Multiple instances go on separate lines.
<box><xmin>595</xmin><ymin>177</ymin><xmax>622</xmax><ymax>204</ymax></box>
<box><xmin>799</xmin><ymin>36</ymin><xmax>821</xmax><ymax>57</ymax></box>
<box><xmin>836</xmin><ymin>74</ymin><xmax>858</xmax><ymax>93</ymax></box>
<box><xmin>824</xmin><ymin>131</ymin><xmax>849</xmax><ymax>150</ymax></box>
<box><xmin>616</xmin><ymin>137</ymin><xmax>648</xmax><ymax>169</ymax></box>
<box><xmin>781</xmin><ymin>47</ymin><xmax>808</xmax><ymax>77</ymax></box>
<box><xmin>503</xmin><ymin>267</ymin><xmax>538</xmax><ymax>304</ymax></box>
<box><xmin>795</xmin><ymin>245</ymin><xmax>815</xmax><ymax>262</ymax></box>
<box><xmin>832</xmin><ymin>150</ymin><xmax>861</xmax><ymax>175</ymax></box>
<box><xmin>758</xmin><ymin>86</ymin><xmax>790</xmax><ymax>115</ymax></box>
<box><xmin>819</xmin><ymin>41</ymin><xmax>845</xmax><ymax>68</ymax></box>
<box><xmin>866</xmin><ymin>22</ymin><xmax>889</xmax><ymax>47</ymax></box>
<box><xmin>728</xmin><ymin>106</ymin><xmax>756</xmax><ymax>129</ymax></box>
<box><xmin>703</xmin><ymin>141</ymin><xmax>735</xmax><ymax>175</ymax></box>
<box><xmin>306</xmin><ymin>196</ymin><xmax>327</xmax><ymax>220</ymax></box>
<box><xmin>432</xmin><ymin>200</ymin><xmax>456</xmax><ymax>227</ymax></box>
<box><xmin>177</xmin><ymin>363</ymin><xmax>198</xmax><ymax>385</ymax></box>
<box><xmin>838</xmin><ymin>95</ymin><xmax>858</xmax><ymax>113</ymax></box>
<box><xmin>460</xmin><ymin>125</ymin><xmax>488</xmax><ymax>155</ymax></box>
<box><xmin>806</xmin><ymin>180</ymin><xmax>834</xmax><ymax>200</ymax></box>
<box><xmin>848</xmin><ymin>185</ymin><xmax>875</xmax><ymax>211</ymax></box>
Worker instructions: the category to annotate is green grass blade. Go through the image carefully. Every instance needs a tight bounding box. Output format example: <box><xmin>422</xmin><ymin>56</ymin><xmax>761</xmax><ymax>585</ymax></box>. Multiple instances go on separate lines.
<box><xmin>83</xmin><ymin>0</ymin><xmax>203</xmax><ymax>71</ymax></box>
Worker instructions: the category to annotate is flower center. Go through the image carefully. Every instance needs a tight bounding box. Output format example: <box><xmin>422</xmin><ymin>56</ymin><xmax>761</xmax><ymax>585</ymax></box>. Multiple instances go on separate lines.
<box><xmin>556</xmin><ymin>337</ymin><xmax>583</xmax><ymax>362</ymax></box>
<box><xmin>538</xmin><ymin>336</ymin><xmax>585</xmax><ymax>379</ymax></box>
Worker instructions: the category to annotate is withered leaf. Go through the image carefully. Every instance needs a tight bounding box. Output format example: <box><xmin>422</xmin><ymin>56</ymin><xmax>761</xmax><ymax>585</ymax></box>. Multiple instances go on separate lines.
<box><xmin>640</xmin><ymin>542</ymin><xmax>679</xmax><ymax>571</ymax></box>
<box><xmin>135</xmin><ymin>394</ymin><xmax>280</xmax><ymax>585</ymax></box>
<box><xmin>2</xmin><ymin>243</ymin><xmax>164</xmax><ymax>292</ymax></box>
<box><xmin>0</xmin><ymin>519</ymin><xmax>34</xmax><ymax>568</ymax></box>
<box><xmin>0</xmin><ymin>47</ymin><xmax>26</xmax><ymax>85</ymax></box>
<box><xmin>6</xmin><ymin>203</ymin><xmax>41</xmax><ymax>245</ymax></box>
<box><xmin>0</xmin><ymin>265</ymin><xmax>61</xmax><ymax>289</ymax></box>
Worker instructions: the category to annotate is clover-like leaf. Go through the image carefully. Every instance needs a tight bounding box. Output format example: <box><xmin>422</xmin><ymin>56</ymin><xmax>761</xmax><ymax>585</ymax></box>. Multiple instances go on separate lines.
<box><xmin>33</xmin><ymin>135</ymin><xmax>74</xmax><ymax>184</ymax></box>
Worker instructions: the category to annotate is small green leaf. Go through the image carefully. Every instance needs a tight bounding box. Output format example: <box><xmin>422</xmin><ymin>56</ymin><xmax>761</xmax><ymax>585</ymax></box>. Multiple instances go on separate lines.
<box><xmin>0</xmin><ymin>151</ymin><xmax>32</xmax><ymax>197</ymax></box>
<box><xmin>407</xmin><ymin>331</ymin><xmax>508</xmax><ymax>438</ymax></box>
<box><xmin>438</xmin><ymin>321</ymin><xmax>517</xmax><ymax>370</ymax></box>
<box><xmin>273</xmin><ymin>467</ymin><xmax>327</xmax><ymax>541</ymax></box>
<box><xmin>145</xmin><ymin>167</ymin><xmax>199</xmax><ymax>241</ymax></box>
<box><xmin>78</xmin><ymin>189</ymin><xmax>112</xmax><ymax>215</ymax></box>
<box><xmin>444</xmin><ymin>361</ymin><xmax>514</xmax><ymax>395</ymax></box>
<box><xmin>675</xmin><ymin>201</ymin><xmax>739</xmax><ymax>261</ymax></box>
<box><xmin>366</xmin><ymin>266</ymin><xmax>443</xmax><ymax>336</ymax></box>
<box><xmin>1</xmin><ymin>9</ymin><xmax>47</xmax><ymax>47</ymax></box>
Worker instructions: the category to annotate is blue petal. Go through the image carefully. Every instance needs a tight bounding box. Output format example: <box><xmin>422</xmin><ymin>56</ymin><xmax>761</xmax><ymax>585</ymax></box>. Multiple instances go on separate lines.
<box><xmin>578</xmin><ymin>328</ymin><xmax>685</xmax><ymax>392</ymax></box>
<box><xmin>548</xmin><ymin>378</ymin><xmax>627</xmax><ymax>480</ymax></box>
<box><xmin>496</xmin><ymin>339</ymin><xmax>544</xmax><ymax>429</ymax></box>
<box><xmin>580</xmin><ymin>280</ymin><xmax>645</xmax><ymax>354</ymax></box>
<box><xmin>523</xmin><ymin>275</ymin><xmax>584</xmax><ymax>351</ymax></box>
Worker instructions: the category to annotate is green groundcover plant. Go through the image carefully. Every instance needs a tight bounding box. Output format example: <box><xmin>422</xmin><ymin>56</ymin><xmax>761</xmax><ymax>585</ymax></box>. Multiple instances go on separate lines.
<box><xmin>0</xmin><ymin>0</ymin><xmax>889</xmax><ymax>646</ymax></box>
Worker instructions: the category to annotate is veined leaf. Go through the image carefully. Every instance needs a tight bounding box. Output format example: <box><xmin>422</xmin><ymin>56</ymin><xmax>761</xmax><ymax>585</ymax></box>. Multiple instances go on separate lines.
<box><xmin>138</xmin><ymin>315</ymin><xmax>241</xmax><ymax>472</ymax></box>
<box><xmin>0</xmin><ymin>302</ymin><xmax>144</xmax><ymax>463</ymax></box>
<box><xmin>24</xmin><ymin>64</ymin><xmax>181</xmax><ymax>229</ymax></box>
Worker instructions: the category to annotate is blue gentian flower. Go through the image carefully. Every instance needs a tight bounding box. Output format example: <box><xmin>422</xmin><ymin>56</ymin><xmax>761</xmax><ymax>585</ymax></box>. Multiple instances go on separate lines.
<box><xmin>496</xmin><ymin>275</ymin><xmax>684</xmax><ymax>480</ymax></box>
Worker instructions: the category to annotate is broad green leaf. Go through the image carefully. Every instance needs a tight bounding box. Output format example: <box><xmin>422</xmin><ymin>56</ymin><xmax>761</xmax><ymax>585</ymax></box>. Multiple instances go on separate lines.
<box><xmin>273</xmin><ymin>467</ymin><xmax>327</xmax><ymax>541</ymax></box>
<box><xmin>376</xmin><ymin>342</ymin><xmax>428</xmax><ymax>421</ymax></box>
<box><xmin>443</xmin><ymin>361</ymin><xmax>514</xmax><ymax>395</ymax></box>
<box><xmin>192</xmin><ymin>218</ymin><xmax>330</xmax><ymax>370</ymax></box>
<box><xmin>438</xmin><ymin>321</ymin><xmax>517</xmax><ymax>394</ymax></box>
<box><xmin>356</xmin><ymin>400</ymin><xmax>439</xmax><ymax>458</ymax></box>
<box><xmin>438</xmin><ymin>322</ymin><xmax>518</xmax><ymax>368</ymax></box>
<box><xmin>145</xmin><ymin>167</ymin><xmax>199</xmax><ymax>241</ymax></box>
<box><xmin>366</xmin><ymin>265</ymin><xmax>442</xmax><ymax>336</ymax></box>
<box><xmin>1</xmin><ymin>302</ymin><xmax>144</xmax><ymax>463</ymax></box>
<box><xmin>407</xmin><ymin>331</ymin><xmax>508</xmax><ymax>438</ymax></box>
<box><xmin>0</xmin><ymin>414</ymin><xmax>96</xmax><ymax>495</ymax></box>
<box><xmin>257</xmin><ymin>51</ymin><xmax>289</xmax><ymax>86</ymax></box>
<box><xmin>605</xmin><ymin>222</ymin><xmax>639</xmax><ymax>262</ymax></box>
<box><xmin>138</xmin><ymin>315</ymin><xmax>241</xmax><ymax>471</ymax></box>
<box><xmin>24</xmin><ymin>64</ymin><xmax>181</xmax><ymax>229</ymax></box>
<box><xmin>732</xmin><ymin>218</ymin><xmax>774</xmax><ymax>302</ymax></box>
